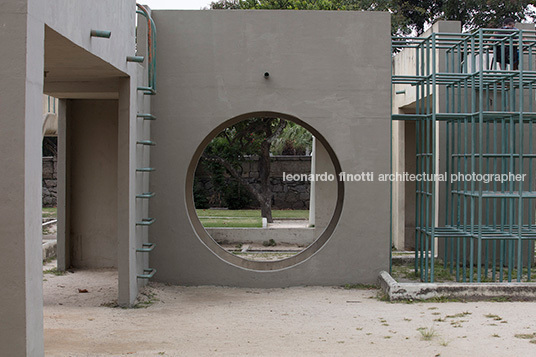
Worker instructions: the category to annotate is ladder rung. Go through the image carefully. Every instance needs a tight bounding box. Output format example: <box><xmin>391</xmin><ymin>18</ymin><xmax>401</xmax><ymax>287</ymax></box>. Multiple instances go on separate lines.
<box><xmin>136</xmin><ymin>140</ymin><xmax>156</xmax><ymax>146</ymax></box>
<box><xmin>137</xmin><ymin>268</ymin><xmax>156</xmax><ymax>279</ymax></box>
<box><xmin>136</xmin><ymin>218</ymin><xmax>155</xmax><ymax>226</ymax></box>
<box><xmin>136</xmin><ymin>192</ymin><xmax>155</xmax><ymax>199</ymax></box>
<box><xmin>137</xmin><ymin>86</ymin><xmax>156</xmax><ymax>95</ymax></box>
<box><xmin>137</xmin><ymin>113</ymin><xmax>156</xmax><ymax>120</ymax></box>
<box><xmin>127</xmin><ymin>55</ymin><xmax>145</xmax><ymax>63</ymax></box>
<box><xmin>136</xmin><ymin>167</ymin><xmax>155</xmax><ymax>172</ymax></box>
<box><xmin>136</xmin><ymin>242</ymin><xmax>156</xmax><ymax>253</ymax></box>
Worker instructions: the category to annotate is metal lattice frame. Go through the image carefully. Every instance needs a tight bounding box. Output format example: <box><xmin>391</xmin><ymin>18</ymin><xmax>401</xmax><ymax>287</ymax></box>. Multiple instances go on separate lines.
<box><xmin>392</xmin><ymin>28</ymin><xmax>536</xmax><ymax>282</ymax></box>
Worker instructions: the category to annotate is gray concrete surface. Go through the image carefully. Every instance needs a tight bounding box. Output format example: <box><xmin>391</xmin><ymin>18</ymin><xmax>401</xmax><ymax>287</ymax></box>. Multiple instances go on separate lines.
<box><xmin>67</xmin><ymin>100</ymin><xmax>119</xmax><ymax>268</ymax></box>
<box><xmin>314</xmin><ymin>137</ymin><xmax>337</xmax><ymax>238</ymax></box>
<box><xmin>43</xmin><ymin>239</ymin><xmax>57</xmax><ymax>261</ymax></box>
<box><xmin>150</xmin><ymin>10</ymin><xmax>391</xmax><ymax>286</ymax></box>
<box><xmin>1</xmin><ymin>1</ymin><xmax>140</xmax><ymax>353</ymax></box>
<box><xmin>207</xmin><ymin>227</ymin><xmax>315</xmax><ymax>245</ymax></box>
<box><xmin>0</xmin><ymin>1</ymin><xmax>45</xmax><ymax>355</ymax></box>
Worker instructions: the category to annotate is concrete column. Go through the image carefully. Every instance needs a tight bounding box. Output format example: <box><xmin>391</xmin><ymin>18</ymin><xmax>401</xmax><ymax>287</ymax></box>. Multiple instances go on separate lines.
<box><xmin>308</xmin><ymin>137</ymin><xmax>316</xmax><ymax>227</ymax></box>
<box><xmin>118</xmin><ymin>77</ymin><xmax>138</xmax><ymax>306</ymax></box>
<box><xmin>0</xmin><ymin>1</ymin><xmax>45</xmax><ymax>355</ymax></box>
<box><xmin>314</xmin><ymin>140</ymin><xmax>337</xmax><ymax>237</ymax></box>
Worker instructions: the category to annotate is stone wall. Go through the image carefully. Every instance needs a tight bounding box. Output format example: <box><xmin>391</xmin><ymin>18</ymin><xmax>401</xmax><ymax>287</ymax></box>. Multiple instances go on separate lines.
<box><xmin>42</xmin><ymin>157</ymin><xmax>57</xmax><ymax>207</ymax></box>
<box><xmin>196</xmin><ymin>155</ymin><xmax>311</xmax><ymax>209</ymax></box>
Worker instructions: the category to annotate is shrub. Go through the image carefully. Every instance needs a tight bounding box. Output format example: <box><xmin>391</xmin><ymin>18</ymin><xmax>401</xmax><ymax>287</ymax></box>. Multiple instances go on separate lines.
<box><xmin>224</xmin><ymin>180</ymin><xmax>254</xmax><ymax>210</ymax></box>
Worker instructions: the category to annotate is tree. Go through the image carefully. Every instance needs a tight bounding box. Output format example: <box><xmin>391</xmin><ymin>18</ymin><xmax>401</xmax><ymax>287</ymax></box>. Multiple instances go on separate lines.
<box><xmin>202</xmin><ymin>117</ymin><xmax>287</xmax><ymax>222</ymax></box>
<box><xmin>210</xmin><ymin>0</ymin><xmax>535</xmax><ymax>35</ymax></box>
<box><xmin>271</xmin><ymin>121</ymin><xmax>313</xmax><ymax>155</ymax></box>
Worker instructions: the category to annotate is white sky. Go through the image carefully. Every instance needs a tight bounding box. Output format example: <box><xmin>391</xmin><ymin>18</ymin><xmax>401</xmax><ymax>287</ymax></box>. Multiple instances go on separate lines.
<box><xmin>142</xmin><ymin>0</ymin><xmax>212</xmax><ymax>10</ymax></box>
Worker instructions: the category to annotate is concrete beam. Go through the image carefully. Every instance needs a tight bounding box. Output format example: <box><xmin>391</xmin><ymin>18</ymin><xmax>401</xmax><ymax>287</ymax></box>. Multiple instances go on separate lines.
<box><xmin>44</xmin><ymin>80</ymin><xmax>120</xmax><ymax>99</ymax></box>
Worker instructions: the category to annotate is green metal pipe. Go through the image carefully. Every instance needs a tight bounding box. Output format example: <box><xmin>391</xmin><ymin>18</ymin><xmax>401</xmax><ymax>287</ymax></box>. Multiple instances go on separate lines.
<box><xmin>90</xmin><ymin>30</ymin><xmax>111</xmax><ymax>38</ymax></box>
<box><xmin>136</xmin><ymin>192</ymin><xmax>155</xmax><ymax>199</ymax></box>
<box><xmin>136</xmin><ymin>243</ymin><xmax>156</xmax><ymax>253</ymax></box>
<box><xmin>136</xmin><ymin>140</ymin><xmax>156</xmax><ymax>146</ymax></box>
<box><xmin>137</xmin><ymin>113</ymin><xmax>157</xmax><ymax>120</ymax></box>
<box><xmin>136</xmin><ymin>218</ymin><xmax>156</xmax><ymax>226</ymax></box>
<box><xmin>137</xmin><ymin>268</ymin><xmax>157</xmax><ymax>279</ymax></box>
<box><xmin>137</xmin><ymin>86</ymin><xmax>156</xmax><ymax>95</ymax></box>
<box><xmin>127</xmin><ymin>56</ymin><xmax>145</xmax><ymax>63</ymax></box>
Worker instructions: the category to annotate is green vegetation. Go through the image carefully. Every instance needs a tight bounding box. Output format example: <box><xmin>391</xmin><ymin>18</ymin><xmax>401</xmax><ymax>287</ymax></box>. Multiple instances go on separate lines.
<box><xmin>43</xmin><ymin>267</ymin><xmax>66</xmax><ymax>276</ymax></box>
<box><xmin>445</xmin><ymin>312</ymin><xmax>471</xmax><ymax>319</ymax></box>
<box><xmin>211</xmin><ymin>0</ymin><xmax>535</xmax><ymax>35</ymax></box>
<box><xmin>42</xmin><ymin>207</ymin><xmax>57</xmax><ymax>219</ymax></box>
<box><xmin>133</xmin><ymin>290</ymin><xmax>159</xmax><ymax>309</ymax></box>
<box><xmin>417</xmin><ymin>327</ymin><xmax>437</xmax><ymax>341</ymax></box>
<box><xmin>196</xmin><ymin>209</ymin><xmax>309</xmax><ymax>227</ymax></box>
<box><xmin>197</xmin><ymin>209</ymin><xmax>309</xmax><ymax>219</ymax></box>
<box><xmin>484</xmin><ymin>314</ymin><xmax>502</xmax><ymax>321</ymax></box>
<box><xmin>514</xmin><ymin>333</ymin><xmax>536</xmax><ymax>340</ymax></box>
<box><xmin>392</xmin><ymin>262</ymin><xmax>536</xmax><ymax>284</ymax></box>
<box><xmin>262</xmin><ymin>239</ymin><xmax>277</xmax><ymax>247</ymax></box>
<box><xmin>200</xmin><ymin>117</ymin><xmax>292</xmax><ymax>222</ymax></box>
<box><xmin>200</xmin><ymin>217</ymin><xmax>263</xmax><ymax>228</ymax></box>
<box><xmin>343</xmin><ymin>283</ymin><xmax>379</xmax><ymax>290</ymax></box>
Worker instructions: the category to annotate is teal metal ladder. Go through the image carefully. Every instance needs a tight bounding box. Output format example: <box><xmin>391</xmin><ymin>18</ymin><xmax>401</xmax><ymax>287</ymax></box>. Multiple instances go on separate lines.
<box><xmin>135</xmin><ymin>3</ymin><xmax>157</xmax><ymax>280</ymax></box>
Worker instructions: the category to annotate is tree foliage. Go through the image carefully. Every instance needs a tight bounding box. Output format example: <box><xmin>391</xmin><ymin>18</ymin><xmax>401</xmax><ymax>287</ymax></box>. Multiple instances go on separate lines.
<box><xmin>271</xmin><ymin>122</ymin><xmax>312</xmax><ymax>155</ymax></box>
<box><xmin>211</xmin><ymin>0</ymin><xmax>535</xmax><ymax>35</ymax></box>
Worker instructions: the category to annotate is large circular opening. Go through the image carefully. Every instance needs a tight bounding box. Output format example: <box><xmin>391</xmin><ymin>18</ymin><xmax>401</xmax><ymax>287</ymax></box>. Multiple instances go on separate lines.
<box><xmin>186</xmin><ymin>112</ymin><xmax>344</xmax><ymax>271</ymax></box>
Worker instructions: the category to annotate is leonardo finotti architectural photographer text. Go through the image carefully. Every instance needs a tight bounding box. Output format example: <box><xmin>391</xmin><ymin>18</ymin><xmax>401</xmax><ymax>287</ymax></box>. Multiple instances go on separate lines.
<box><xmin>282</xmin><ymin>172</ymin><xmax>526</xmax><ymax>183</ymax></box>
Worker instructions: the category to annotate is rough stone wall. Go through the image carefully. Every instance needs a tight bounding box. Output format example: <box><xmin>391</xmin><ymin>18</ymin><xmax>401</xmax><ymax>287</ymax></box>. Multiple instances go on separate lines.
<box><xmin>42</xmin><ymin>157</ymin><xmax>57</xmax><ymax>207</ymax></box>
<box><xmin>197</xmin><ymin>155</ymin><xmax>311</xmax><ymax>209</ymax></box>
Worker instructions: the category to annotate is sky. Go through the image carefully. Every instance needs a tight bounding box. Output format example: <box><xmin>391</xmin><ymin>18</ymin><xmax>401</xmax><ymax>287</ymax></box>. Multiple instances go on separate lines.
<box><xmin>142</xmin><ymin>0</ymin><xmax>213</xmax><ymax>10</ymax></box>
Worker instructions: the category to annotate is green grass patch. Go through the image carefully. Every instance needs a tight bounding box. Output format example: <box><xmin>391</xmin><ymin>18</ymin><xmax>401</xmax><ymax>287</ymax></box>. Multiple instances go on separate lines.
<box><xmin>343</xmin><ymin>283</ymin><xmax>379</xmax><ymax>290</ymax></box>
<box><xmin>200</xmin><ymin>217</ymin><xmax>262</xmax><ymax>228</ymax></box>
<box><xmin>515</xmin><ymin>333</ymin><xmax>536</xmax><ymax>340</ymax></box>
<box><xmin>196</xmin><ymin>209</ymin><xmax>309</xmax><ymax>227</ymax></box>
<box><xmin>196</xmin><ymin>209</ymin><xmax>309</xmax><ymax>219</ymax></box>
<box><xmin>43</xmin><ymin>267</ymin><xmax>66</xmax><ymax>276</ymax></box>
<box><xmin>42</xmin><ymin>207</ymin><xmax>57</xmax><ymax>219</ymax></box>
<box><xmin>417</xmin><ymin>327</ymin><xmax>437</xmax><ymax>341</ymax></box>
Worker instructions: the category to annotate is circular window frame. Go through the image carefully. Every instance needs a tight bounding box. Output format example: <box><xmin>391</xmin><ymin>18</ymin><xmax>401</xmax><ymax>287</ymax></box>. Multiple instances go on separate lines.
<box><xmin>185</xmin><ymin>111</ymin><xmax>344</xmax><ymax>271</ymax></box>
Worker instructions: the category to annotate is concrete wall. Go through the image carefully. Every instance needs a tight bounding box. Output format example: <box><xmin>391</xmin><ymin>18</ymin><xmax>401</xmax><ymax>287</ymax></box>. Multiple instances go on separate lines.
<box><xmin>150</xmin><ymin>10</ymin><xmax>391</xmax><ymax>286</ymax></box>
<box><xmin>68</xmin><ymin>100</ymin><xmax>118</xmax><ymax>268</ymax></box>
<box><xmin>314</xmin><ymin>138</ymin><xmax>337</xmax><ymax>237</ymax></box>
<box><xmin>2</xmin><ymin>1</ymin><xmax>140</xmax><ymax>353</ymax></box>
<box><xmin>207</xmin><ymin>227</ymin><xmax>315</xmax><ymax>246</ymax></box>
<box><xmin>43</xmin><ymin>0</ymin><xmax>135</xmax><ymax>77</ymax></box>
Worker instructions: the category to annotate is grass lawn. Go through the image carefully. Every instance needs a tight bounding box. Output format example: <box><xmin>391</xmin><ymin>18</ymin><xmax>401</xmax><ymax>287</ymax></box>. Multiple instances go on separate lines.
<box><xmin>43</xmin><ymin>207</ymin><xmax>57</xmax><ymax>219</ymax></box>
<box><xmin>196</xmin><ymin>209</ymin><xmax>309</xmax><ymax>228</ymax></box>
<box><xmin>196</xmin><ymin>209</ymin><xmax>309</xmax><ymax>219</ymax></box>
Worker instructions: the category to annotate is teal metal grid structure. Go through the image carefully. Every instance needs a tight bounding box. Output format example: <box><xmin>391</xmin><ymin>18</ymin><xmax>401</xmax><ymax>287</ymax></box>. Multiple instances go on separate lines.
<box><xmin>392</xmin><ymin>28</ymin><xmax>536</xmax><ymax>283</ymax></box>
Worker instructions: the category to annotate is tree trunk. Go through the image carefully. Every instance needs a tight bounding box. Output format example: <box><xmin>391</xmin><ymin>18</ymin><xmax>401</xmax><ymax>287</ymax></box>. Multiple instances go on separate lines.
<box><xmin>260</xmin><ymin>198</ymin><xmax>273</xmax><ymax>223</ymax></box>
<box><xmin>258</xmin><ymin>138</ymin><xmax>273</xmax><ymax>222</ymax></box>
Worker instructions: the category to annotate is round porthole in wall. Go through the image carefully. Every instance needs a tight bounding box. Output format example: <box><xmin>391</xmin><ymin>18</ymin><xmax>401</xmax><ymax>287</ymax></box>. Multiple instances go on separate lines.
<box><xmin>185</xmin><ymin>112</ymin><xmax>344</xmax><ymax>271</ymax></box>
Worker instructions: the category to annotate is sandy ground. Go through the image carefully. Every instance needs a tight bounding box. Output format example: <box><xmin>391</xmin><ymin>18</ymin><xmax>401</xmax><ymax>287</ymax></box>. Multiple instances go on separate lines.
<box><xmin>43</xmin><ymin>263</ymin><xmax>536</xmax><ymax>356</ymax></box>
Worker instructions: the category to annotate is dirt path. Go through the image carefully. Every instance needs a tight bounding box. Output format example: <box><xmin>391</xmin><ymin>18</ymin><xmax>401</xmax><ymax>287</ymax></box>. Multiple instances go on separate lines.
<box><xmin>43</xmin><ymin>266</ymin><xmax>536</xmax><ymax>356</ymax></box>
